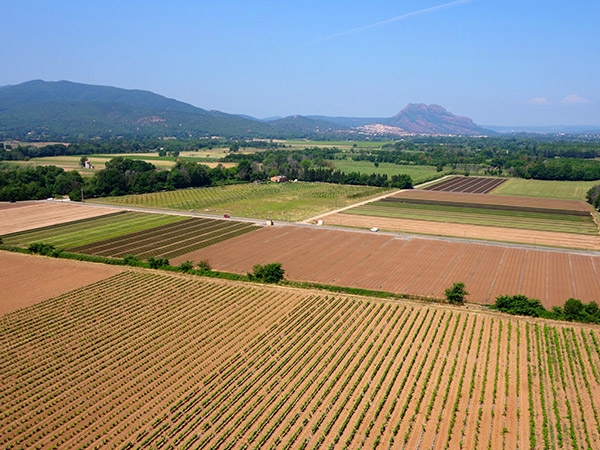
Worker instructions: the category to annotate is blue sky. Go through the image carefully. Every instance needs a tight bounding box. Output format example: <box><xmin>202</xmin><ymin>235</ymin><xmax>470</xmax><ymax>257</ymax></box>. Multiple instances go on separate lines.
<box><xmin>2</xmin><ymin>0</ymin><xmax>599</xmax><ymax>126</ymax></box>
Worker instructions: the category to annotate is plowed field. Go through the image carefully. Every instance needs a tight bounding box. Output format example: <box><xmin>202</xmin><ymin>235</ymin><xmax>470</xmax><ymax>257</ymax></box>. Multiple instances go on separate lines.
<box><xmin>2</xmin><ymin>270</ymin><xmax>600</xmax><ymax>449</ymax></box>
<box><xmin>174</xmin><ymin>226</ymin><xmax>600</xmax><ymax>308</ymax></box>
<box><xmin>0</xmin><ymin>201</ymin><xmax>119</xmax><ymax>234</ymax></box>
<box><xmin>0</xmin><ymin>251</ymin><xmax>124</xmax><ymax>315</ymax></box>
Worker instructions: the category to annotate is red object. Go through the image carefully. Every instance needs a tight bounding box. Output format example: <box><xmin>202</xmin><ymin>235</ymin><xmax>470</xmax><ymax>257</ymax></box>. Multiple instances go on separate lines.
<box><xmin>224</xmin><ymin>214</ymin><xmax>230</xmax><ymax>218</ymax></box>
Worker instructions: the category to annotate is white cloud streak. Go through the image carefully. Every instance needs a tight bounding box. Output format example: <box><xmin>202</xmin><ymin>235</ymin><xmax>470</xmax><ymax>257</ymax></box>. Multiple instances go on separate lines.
<box><xmin>561</xmin><ymin>94</ymin><xmax>591</xmax><ymax>105</ymax></box>
<box><xmin>526</xmin><ymin>97</ymin><xmax>549</xmax><ymax>105</ymax></box>
<box><xmin>296</xmin><ymin>0</ymin><xmax>472</xmax><ymax>49</ymax></box>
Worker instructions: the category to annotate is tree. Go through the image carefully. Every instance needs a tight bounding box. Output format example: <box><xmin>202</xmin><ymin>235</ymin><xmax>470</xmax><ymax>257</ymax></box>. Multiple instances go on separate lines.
<box><xmin>248</xmin><ymin>263</ymin><xmax>285</xmax><ymax>284</ymax></box>
<box><xmin>178</xmin><ymin>260</ymin><xmax>194</xmax><ymax>272</ymax></box>
<box><xmin>147</xmin><ymin>256</ymin><xmax>169</xmax><ymax>269</ymax></box>
<box><xmin>564</xmin><ymin>298</ymin><xmax>585</xmax><ymax>322</ymax></box>
<box><xmin>445</xmin><ymin>282</ymin><xmax>468</xmax><ymax>305</ymax></box>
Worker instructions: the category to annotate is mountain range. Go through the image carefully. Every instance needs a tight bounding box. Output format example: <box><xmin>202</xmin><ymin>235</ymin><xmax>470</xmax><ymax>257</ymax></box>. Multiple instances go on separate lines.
<box><xmin>0</xmin><ymin>80</ymin><xmax>493</xmax><ymax>140</ymax></box>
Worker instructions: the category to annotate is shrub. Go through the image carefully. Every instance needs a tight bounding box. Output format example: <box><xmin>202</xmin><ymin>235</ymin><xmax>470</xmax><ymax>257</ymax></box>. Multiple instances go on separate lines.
<box><xmin>147</xmin><ymin>256</ymin><xmax>170</xmax><ymax>269</ymax></box>
<box><xmin>494</xmin><ymin>294</ymin><xmax>546</xmax><ymax>317</ymax></box>
<box><xmin>28</xmin><ymin>242</ymin><xmax>62</xmax><ymax>257</ymax></box>
<box><xmin>178</xmin><ymin>261</ymin><xmax>194</xmax><ymax>273</ymax></box>
<box><xmin>248</xmin><ymin>263</ymin><xmax>285</xmax><ymax>284</ymax></box>
<box><xmin>123</xmin><ymin>254</ymin><xmax>142</xmax><ymax>266</ymax></box>
<box><xmin>197</xmin><ymin>260</ymin><xmax>211</xmax><ymax>273</ymax></box>
<box><xmin>445</xmin><ymin>282</ymin><xmax>468</xmax><ymax>305</ymax></box>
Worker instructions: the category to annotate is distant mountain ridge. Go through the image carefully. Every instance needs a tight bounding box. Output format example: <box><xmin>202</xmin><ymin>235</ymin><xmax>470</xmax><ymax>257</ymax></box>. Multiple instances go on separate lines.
<box><xmin>0</xmin><ymin>80</ymin><xmax>274</xmax><ymax>140</ymax></box>
<box><xmin>0</xmin><ymin>80</ymin><xmax>492</xmax><ymax>140</ymax></box>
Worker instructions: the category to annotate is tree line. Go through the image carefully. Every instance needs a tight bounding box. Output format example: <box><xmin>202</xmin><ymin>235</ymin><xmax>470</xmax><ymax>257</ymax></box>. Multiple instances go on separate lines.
<box><xmin>0</xmin><ymin>152</ymin><xmax>411</xmax><ymax>202</ymax></box>
<box><xmin>492</xmin><ymin>294</ymin><xmax>600</xmax><ymax>325</ymax></box>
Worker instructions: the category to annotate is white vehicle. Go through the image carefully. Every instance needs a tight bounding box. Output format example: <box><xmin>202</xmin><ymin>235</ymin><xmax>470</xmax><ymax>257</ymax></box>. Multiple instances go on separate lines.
<box><xmin>369</xmin><ymin>227</ymin><xmax>378</xmax><ymax>232</ymax></box>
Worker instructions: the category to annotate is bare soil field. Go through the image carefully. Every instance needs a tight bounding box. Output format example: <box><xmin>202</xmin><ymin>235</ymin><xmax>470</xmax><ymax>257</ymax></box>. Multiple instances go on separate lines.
<box><xmin>323</xmin><ymin>212</ymin><xmax>600</xmax><ymax>250</ymax></box>
<box><xmin>174</xmin><ymin>226</ymin><xmax>600</xmax><ymax>308</ymax></box>
<box><xmin>0</xmin><ymin>251</ymin><xmax>124</xmax><ymax>315</ymax></box>
<box><xmin>0</xmin><ymin>201</ymin><xmax>119</xmax><ymax>235</ymax></box>
<box><xmin>2</xmin><ymin>271</ymin><xmax>600</xmax><ymax>449</ymax></box>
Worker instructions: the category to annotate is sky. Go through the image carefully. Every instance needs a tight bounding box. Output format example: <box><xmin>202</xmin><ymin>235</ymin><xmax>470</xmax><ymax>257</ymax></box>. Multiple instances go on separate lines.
<box><xmin>1</xmin><ymin>0</ymin><xmax>599</xmax><ymax>126</ymax></box>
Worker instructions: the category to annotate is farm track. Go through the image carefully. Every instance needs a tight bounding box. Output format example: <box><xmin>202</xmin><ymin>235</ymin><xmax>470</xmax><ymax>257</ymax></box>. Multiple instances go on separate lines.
<box><xmin>3</xmin><ymin>272</ymin><xmax>600</xmax><ymax>449</ymax></box>
<box><xmin>323</xmin><ymin>213</ymin><xmax>600</xmax><ymax>250</ymax></box>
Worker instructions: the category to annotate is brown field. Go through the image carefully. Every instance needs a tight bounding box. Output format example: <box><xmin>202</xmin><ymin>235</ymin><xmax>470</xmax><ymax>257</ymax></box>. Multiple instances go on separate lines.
<box><xmin>323</xmin><ymin>212</ymin><xmax>600</xmax><ymax>249</ymax></box>
<box><xmin>173</xmin><ymin>226</ymin><xmax>600</xmax><ymax>308</ymax></box>
<box><xmin>0</xmin><ymin>251</ymin><xmax>124</xmax><ymax>315</ymax></box>
<box><xmin>0</xmin><ymin>201</ymin><xmax>119</xmax><ymax>235</ymax></box>
<box><xmin>2</xmin><ymin>270</ymin><xmax>600</xmax><ymax>449</ymax></box>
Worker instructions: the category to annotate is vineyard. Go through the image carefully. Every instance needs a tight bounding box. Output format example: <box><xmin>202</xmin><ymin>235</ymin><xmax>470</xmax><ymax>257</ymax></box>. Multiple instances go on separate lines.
<box><xmin>2</xmin><ymin>271</ymin><xmax>600</xmax><ymax>449</ymax></box>
<box><xmin>87</xmin><ymin>182</ymin><xmax>391</xmax><ymax>221</ymax></box>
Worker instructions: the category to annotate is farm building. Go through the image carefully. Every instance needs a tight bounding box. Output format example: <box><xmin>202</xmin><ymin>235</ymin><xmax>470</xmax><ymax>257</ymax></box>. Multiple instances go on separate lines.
<box><xmin>270</xmin><ymin>175</ymin><xmax>287</xmax><ymax>183</ymax></box>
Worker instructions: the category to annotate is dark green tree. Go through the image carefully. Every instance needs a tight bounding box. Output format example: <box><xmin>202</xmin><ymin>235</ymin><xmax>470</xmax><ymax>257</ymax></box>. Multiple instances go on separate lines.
<box><xmin>248</xmin><ymin>263</ymin><xmax>285</xmax><ymax>284</ymax></box>
<box><xmin>445</xmin><ymin>282</ymin><xmax>468</xmax><ymax>305</ymax></box>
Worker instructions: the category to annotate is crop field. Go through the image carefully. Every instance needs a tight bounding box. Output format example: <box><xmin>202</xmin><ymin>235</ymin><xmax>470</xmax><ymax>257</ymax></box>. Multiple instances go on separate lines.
<box><xmin>285</xmin><ymin>139</ymin><xmax>389</xmax><ymax>151</ymax></box>
<box><xmin>491</xmin><ymin>178</ymin><xmax>600</xmax><ymax>200</ymax></box>
<box><xmin>1</xmin><ymin>211</ymin><xmax>186</xmax><ymax>249</ymax></box>
<box><xmin>12</xmin><ymin>151</ymin><xmax>237</xmax><ymax>173</ymax></box>
<box><xmin>176</xmin><ymin>226</ymin><xmax>600</xmax><ymax>308</ymax></box>
<box><xmin>329</xmin><ymin>159</ymin><xmax>447</xmax><ymax>184</ymax></box>
<box><xmin>68</xmin><ymin>217</ymin><xmax>259</xmax><ymax>259</ymax></box>
<box><xmin>2</xmin><ymin>270</ymin><xmax>600</xmax><ymax>449</ymax></box>
<box><xmin>343</xmin><ymin>192</ymin><xmax>597</xmax><ymax>235</ymax></box>
<box><xmin>422</xmin><ymin>176</ymin><xmax>506</xmax><ymax>193</ymax></box>
<box><xmin>88</xmin><ymin>182</ymin><xmax>391</xmax><ymax>221</ymax></box>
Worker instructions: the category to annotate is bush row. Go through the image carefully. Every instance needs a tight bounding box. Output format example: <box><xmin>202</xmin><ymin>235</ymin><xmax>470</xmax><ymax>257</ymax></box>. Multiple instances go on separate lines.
<box><xmin>492</xmin><ymin>294</ymin><xmax>600</xmax><ymax>324</ymax></box>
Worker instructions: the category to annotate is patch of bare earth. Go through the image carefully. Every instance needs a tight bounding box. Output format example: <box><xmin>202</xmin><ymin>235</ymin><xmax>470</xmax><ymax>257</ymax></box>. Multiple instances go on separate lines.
<box><xmin>323</xmin><ymin>213</ymin><xmax>600</xmax><ymax>250</ymax></box>
<box><xmin>172</xmin><ymin>226</ymin><xmax>600</xmax><ymax>309</ymax></box>
<box><xmin>0</xmin><ymin>251</ymin><xmax>124</xmax><ymax>315</ymax></box>
<box><xmin>0</xmin><ymin>201</ymin><xmax>119</xmax><ymax>235</ymax></box>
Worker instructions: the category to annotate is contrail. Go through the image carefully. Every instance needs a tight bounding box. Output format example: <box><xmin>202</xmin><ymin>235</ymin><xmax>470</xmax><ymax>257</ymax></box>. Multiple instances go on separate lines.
<box><xmin>295</xmin><ymin>0</ymin><xmax>471</xmax><ymax>48</ymax></box>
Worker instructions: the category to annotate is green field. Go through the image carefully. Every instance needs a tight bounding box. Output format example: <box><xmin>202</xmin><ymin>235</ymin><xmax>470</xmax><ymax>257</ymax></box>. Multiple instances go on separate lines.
<box><xmin>12</xmin><ymin>150</ymin><xmax>239</xmax><ymax>173</ymax></box>
<box><xmin>491</xmin><ymin>178</ymin><xmax>598</xmax><ymax>200</ymax></box>
<box><xmin>1</xmin><ymin>211</ymin><xmax>186</xmax><ymax>249</ymax></box>
<box><xmin>69</xmin><ymin>217</ymin><xmax>259</xmax><ymax>259</ymax></box>
<box><xmin>89</xmin><ymin>182</ymin><xmax>391</xmax><ymax>221</ymax></box>
<box><xmin>345</xmin><ymin>199</ymin><xmax>598</xmax><ymax>234</ymax></box>
<box><xmin>330</xmin><ymin>159</ymin><xmax>448</xmax><ymax>184</ymax></box>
